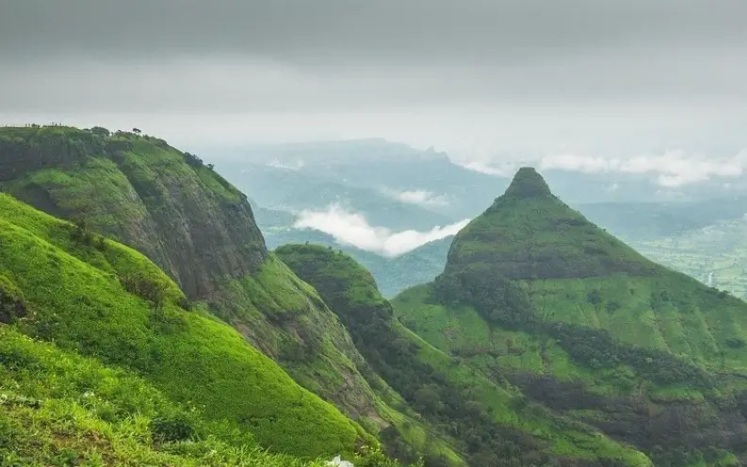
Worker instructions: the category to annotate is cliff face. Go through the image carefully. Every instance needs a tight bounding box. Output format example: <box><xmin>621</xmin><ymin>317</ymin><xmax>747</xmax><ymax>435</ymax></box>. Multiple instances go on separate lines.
<box><xmin>0</xmin><ymin>126</ymin><xmax>267</xmax><ymax>298</ymax></box>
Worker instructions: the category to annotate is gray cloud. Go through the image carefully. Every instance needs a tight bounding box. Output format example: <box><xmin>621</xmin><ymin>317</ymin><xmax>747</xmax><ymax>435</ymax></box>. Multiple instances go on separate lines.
<box><xmin>0</xmin><ymin>0</ymin><xmax>746</xmax><ymax>157</ymax></box>
<box><xmin>2</xmin><ymin>1</ymin><xmax>746</xmax><ymax>63</ymax></box>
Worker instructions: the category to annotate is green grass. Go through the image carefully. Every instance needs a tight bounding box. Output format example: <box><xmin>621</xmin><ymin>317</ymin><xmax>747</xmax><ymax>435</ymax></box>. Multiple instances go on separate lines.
<box><xmin>0</xmin><ymin>326</ymin><xmax>332</xmax><ymax>467</ymax></box>
<box><xmin>0</xmin><ymin>193</ymin><xmax>364</xmax><ymax>459</ymax></box>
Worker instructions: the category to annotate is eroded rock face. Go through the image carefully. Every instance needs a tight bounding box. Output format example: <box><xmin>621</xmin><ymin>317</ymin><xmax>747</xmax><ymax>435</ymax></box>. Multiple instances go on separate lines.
<box><xmin>112</xmin><ymin>161</ymin><xmax>268</xmax><ymax>298</ymax></box>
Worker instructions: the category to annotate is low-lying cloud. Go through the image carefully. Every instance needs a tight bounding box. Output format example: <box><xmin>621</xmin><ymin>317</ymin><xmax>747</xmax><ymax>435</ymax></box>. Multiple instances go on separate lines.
<box><xmin>540</xmin><ymin>150</ymin><xmax>747</xmax><ymax>187</ymax></box>
<box><xmin>384</xmin><ymin>189</ymin><xmax>450</xmax><ymax>208</ymax></box>
<box><xmin>293</xmin><ymin>204</ymin><xmax>469</xmax><ymax>257</ymax></box>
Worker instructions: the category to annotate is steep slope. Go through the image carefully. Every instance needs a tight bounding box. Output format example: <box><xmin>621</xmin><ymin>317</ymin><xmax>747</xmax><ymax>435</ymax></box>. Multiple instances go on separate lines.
<box><xmin>0</xmin><ymin>327</ymin><xmax>333</xmax><ymax>466</ymax></box>
<box><xmin>0</xmin><ymin>193</ymin><xmax>367</xmax><ymax>460</ymax></box>
<box><xmin>0</xmin><ymin>125</ymin><xmax>435</xmax><ymax>460</ymax></box>
<box><xmin>0</xmin><ymin>126</ymin><xmax>266</xmax><ymax>299</ymax></box>
<box><xmin>394</xmin><ymin>168</ymin><xmax>747</xmax><ymax>467</ymax></box>
<box><xmin>277</xmin><ymin>244</ymin><xmax>653</xmax><ymax>467</ymax></box>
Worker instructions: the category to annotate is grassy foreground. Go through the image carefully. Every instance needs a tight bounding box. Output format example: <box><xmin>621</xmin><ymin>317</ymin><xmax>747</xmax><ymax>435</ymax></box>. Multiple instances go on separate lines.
<box><xmin>0</xmin><ymin>192</ymin><xmax>367</xmax><ymax>460</ymax></box>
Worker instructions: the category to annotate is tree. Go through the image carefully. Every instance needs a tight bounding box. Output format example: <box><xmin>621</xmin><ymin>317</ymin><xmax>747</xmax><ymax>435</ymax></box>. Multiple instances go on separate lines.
<box><xmin>89</xmin><ymin>126</ymin><xmax>110</xmax><ymax>138</ymax></box>
<box><xmin>132</xmin><ymin>128</ymin><xmax>142</xmax><ymax>134</ymax></box>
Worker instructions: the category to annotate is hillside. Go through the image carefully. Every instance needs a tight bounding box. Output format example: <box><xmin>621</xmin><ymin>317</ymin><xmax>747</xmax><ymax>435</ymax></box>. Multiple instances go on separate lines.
<box><xmin>0</xmin><ymin>125</ymin><xmax>436</xmax><ymax>463</ymax></box>
<box><xmin>393</xmin><ymin>168</ymin><xmax>747</xmax><ymax>467</ymax></box>
<box><xmin>630</xmin><ymin>218</ymin><xmax>747</xmax><ymax>300</ymax></box>
<box><xmin>0</xmin><ymin>193</ymin><xmax>368</xmax><ymax>463</ymax></box>
<box><xmin>277</xmin><ymin>244</ymin><xmax>653</xmax><ymax>467</ymax></box>
<box><xmin>0</xmin><ymin>126</ymin><xmax>266</xmax><ymax>299</ymax></box>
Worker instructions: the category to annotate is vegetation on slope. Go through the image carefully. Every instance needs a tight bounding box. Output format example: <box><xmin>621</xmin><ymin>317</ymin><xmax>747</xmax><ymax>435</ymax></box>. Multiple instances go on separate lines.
<box><xmin>207</xmin><ymin>253</ymin><xmax>462</xmax><ymax>466</ymax></box>
<box><xmin>394</xmin><ymin>168</ymin><xmax>747</xmax><ymax>467</ymax></box>
<box><xmin>277</xmin><ymin>244</ymin><xmax>652</xmax><ymax>467</ymax></box>
<box><xmin>444</xmin><ymin>167</ymin><xmax>656</xmax><ymax>281</ymax></box>
<box><xmin>0</xmin><ymin>193</ymin><xmax>366</xmax><ymax>459</ymax></box>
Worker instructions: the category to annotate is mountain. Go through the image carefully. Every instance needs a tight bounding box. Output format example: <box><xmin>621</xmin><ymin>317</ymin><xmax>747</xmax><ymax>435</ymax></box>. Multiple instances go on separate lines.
<box><xmin>223</xmin><ymin>163</ymin><xmax>456</xmax><ymax>231</ymax></box>
<box><xmin>0</xmin><ymin>126</ymin><xmax>266</xmax><ymax>299</ymax></box>
<box><xmin>232</xmin><ymin>141</ymin><xmax>747</xmax><ymax>301</ymax></box>
<box><xmin>579</xmin><ymin>197</ymin><xmax>747</xmax><ymax>242</ymax></box>
<box><xmin>393</xmin><ymin>168</ymin><xmax>747</xmax><ymax>467</ymax></box>
<box><xmin>277</xmin><ymin>244</ymin><xmax>653</xmax><ymax>467</ymax></box>
<box><xmin>0</xmin><ymin>125</ymin><xmax>425</xmax><ymax>465</ymax></box>
<box><xmin>214</xmin><ymin>139</ymin><xmax>505</xmax><ymax>230</ymax></box>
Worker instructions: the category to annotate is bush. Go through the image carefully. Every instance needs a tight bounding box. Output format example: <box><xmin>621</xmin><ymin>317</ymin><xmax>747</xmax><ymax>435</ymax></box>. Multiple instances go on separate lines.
<box><xmin>118</xmin><ymin>273</ymin><xmax>167</xmax><ymax>313</ymax></box>
<box><xmin>726</xmin><ymin>337</ymin><xmax>745</xmax><ymax>349</ymax></box>
<box><xmin>151</xmin><ymin>413</ymin><xmax>196</xmax><ymax>443</ymax></box>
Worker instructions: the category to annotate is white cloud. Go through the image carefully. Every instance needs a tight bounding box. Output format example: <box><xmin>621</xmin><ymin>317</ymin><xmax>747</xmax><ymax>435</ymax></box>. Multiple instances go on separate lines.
<box><xmin>293</xmin><ymin>204</ymin><xmax>469</xmax><ymax>257</ymax></box>
<box><xmin>383</xmin><ymin>189</ymin><xmax>450</xmax><ymax>208</ymax></box>
<box><xmin>539</xmin><ymin>150</ymin><xmax>747</xmax><ymax>187</ymax></box>
<box><xmin>458</xmin><ymin>160</ymin><xmax>516</xmax><ymax>177</ymax></box>
<box><xmin>539</xmin><ymin>153</ymin><xmax>619</xmax><ymax>173</ymax></box>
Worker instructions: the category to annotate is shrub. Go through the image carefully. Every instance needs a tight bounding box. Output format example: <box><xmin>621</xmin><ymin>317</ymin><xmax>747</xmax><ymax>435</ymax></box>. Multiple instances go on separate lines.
<box><xmin>151</xmin><ymin>413</ymin><xmax>196</xmax><ymax>443</ymax></box>
<box><xmin>726</xmin><ymin>337</ymin><xmax>745</xmax><ymax>349</ymax></box>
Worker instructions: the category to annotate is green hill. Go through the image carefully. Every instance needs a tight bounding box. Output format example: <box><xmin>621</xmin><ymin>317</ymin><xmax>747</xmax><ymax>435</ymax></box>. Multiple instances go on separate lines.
<box><xmin>392</xmin><ymin>168</ymin><xmax>747</xmax><ymax>467</ymax></box>
<box><xmin>0</xmin><ymin>125</ymin><xmax>433</xmax><ymax>463</ymax></box>
<box><xmin>277</xmin><ymin>244</ymin><xmax>653</xmax><ymax>467</ymax></box>
<box><xmin>0</xmin><ymin>192</ymin><xmax>367</xmax><ymax>463</ymax></box>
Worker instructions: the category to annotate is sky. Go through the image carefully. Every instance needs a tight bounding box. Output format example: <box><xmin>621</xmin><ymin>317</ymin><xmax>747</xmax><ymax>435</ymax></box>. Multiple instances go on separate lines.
<box><xmin>2</xmin><ymin>0</ymin><xmax>747</xmax><ymax>163</ymax></box>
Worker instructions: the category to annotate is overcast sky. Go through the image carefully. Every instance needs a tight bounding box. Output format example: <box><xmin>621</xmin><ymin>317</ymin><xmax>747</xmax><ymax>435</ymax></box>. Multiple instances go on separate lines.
<box><xmin>1</xmin><ymin>0</ymin><xmax>746</xmax><ymax>163</ymax></box>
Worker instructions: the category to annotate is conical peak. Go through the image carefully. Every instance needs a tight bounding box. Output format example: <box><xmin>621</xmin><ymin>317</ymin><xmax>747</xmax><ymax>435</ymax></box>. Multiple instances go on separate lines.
<box><xmin>504</xmin><ymin>167</ymin><xmax>552</xmax><ymax>198</ymax></box>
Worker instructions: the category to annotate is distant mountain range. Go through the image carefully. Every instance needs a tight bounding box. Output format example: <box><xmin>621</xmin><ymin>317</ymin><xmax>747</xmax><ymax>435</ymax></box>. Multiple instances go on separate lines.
<box><xmin>222</xmin><ymin>140</ymin><xmax>747</xmax><ymax>297</ymax></box>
